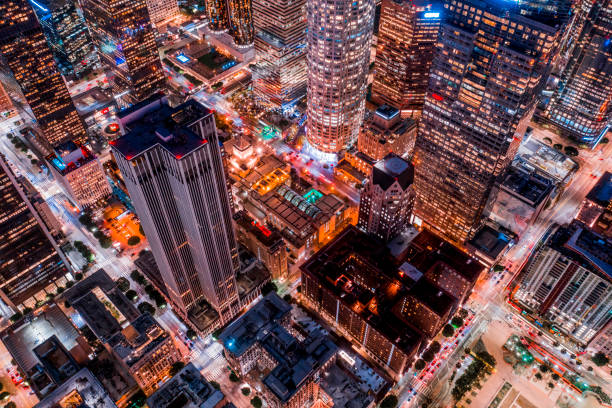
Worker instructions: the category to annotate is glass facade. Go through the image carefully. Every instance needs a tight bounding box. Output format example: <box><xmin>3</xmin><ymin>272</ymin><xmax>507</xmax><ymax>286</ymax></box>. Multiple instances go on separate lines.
<box><xmin>0</xmin><ymin>0</ymin><xmax>87</xmax><ymax>147</ymax></box>
<box><xmin>544</xmin><ymin>0</ymin><xmax>612</xmax><ymax>146</ymax></box>
<box><xmin>30</xmin><ymin>0</ymin><xmax>99</xmax><ymax>80</ymax></box>
<box><xmin>306</xmin><ymin>0</ymin><xmax>375</xmax><ymax>157</ymax></box>
<box><xmin>0</xmin><ymin>156</ymin><xmax>69</xmax><ymax>307</ymax></box>
<box><xmin>252</xmin><ymin>0</ymin><xmax>307</xmax><ymax>109</ymax></box>
<box><xmin>413</xmin><ymin>0</ymin><xmax>567</xmax><ymax>244</ymax></box>
<box><xmin>372</xmin><ymin>0</ymin><xmax>441</xmax><ymax>118</ymax></box>
<box><xmin>228</xmin><ymin>0</ymin><xmax>254</xmax><ymax>46</ymax></box>
<box><xmin>81</xmin><ymin>0</ymin><xmax>165</xmax><ymax>107</ymax></box>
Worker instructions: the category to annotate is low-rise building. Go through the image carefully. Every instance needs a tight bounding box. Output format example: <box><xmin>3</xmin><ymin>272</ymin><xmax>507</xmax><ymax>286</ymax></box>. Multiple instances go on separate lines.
<box><xmin>34</xmin><ymin>367</ymin><xmax>117</xmax><ymax>408</ymax></box>
<box><xmin>108</xmin><ymin>314</ymin><xmax>182</xmax><ymax>396</ymax></box>
<box><xmin>220</xmin><ymin>293</ymin><xmax>338</xmax><ymax>408</ymax></box>
<box><xmin>576</xmin><ymin>171</ymin><xmax>612</xmax><ymax>237</ymax></box>
<box><xmin>47</xmin><ymin>141</ymin><xmax>111</xmax><ymax>209</ymax></box>
<box><xmin>146</xmin><ymin>362</ymin><xmax>227</xmax><ymax>408</ymax></box>
<box><xmin>587</xmin><ymin>319</ymin><xmax>612</xmax><ymax>358</ymax></box>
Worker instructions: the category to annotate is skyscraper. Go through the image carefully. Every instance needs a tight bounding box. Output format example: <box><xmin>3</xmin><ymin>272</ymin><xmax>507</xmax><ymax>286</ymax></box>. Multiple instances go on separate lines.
<box><xmin>81</xmin><ymin>0</ymin><xmax>165</xmax><ymax>107</ymax></box>
<box><xmin>357</xmin><ymin>153</ymin><xmax>415</xmax><ymax>242</ymax></box>
<box><xmin>252</xmin><ymin>0</ymin><xmax>307</xmax><ymax>110</ymax></box>
<box><xmin>412</xmin><ymin>0</ymin><xmax>566</xmax><ymax>244</ymax></box>
<box><xmin>228</xmin><ymin>0</ymin><xmax>254</xmax><ymax>46</ymax></box>
<box><xmin>0</xmin><ymin>155</ymin><xmax>70</xmax><ymax>309</ymax></box>
<box><xmin>0</xmin><ymin>0</ymin><xmax>87</xmax><ymax>147</ymax></box>
<box><xmin>111</xmin><ymin>95</ymin><xmax>240</xmax><ymax>324</ymax></box>
<box><xmin>544</xmin><ymin>0</ymin><xmax>612</xmax><ymax>147</ymax></box>
<box><xmin>30</xmin><ymin>0</ymin><xmax>98</xmax><ymax>80</ymax></box>
<box><xmin>371</xmin><ymin>0</ymin><xmax>441</xmax><ymax>117</ymax></box>
<box><xmin>206</xmin><ymin>0</ymin><xmax>230</xmax><ymax>32</ymax></box>
<box><xmin>144</xmin><ymin>0</ymin><xmax>180</xmax><ymax>27</ymax></box>
<box><xmin>306</xmin><ymin>0</ymin><xmax>375</xmax><ymax>160</ymax></box>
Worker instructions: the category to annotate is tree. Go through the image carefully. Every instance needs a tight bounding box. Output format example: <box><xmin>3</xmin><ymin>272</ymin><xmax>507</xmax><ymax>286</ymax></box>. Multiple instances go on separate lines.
<box><xmin>551</xmin><ymin>373</ymin><xmax>560</xmax><ymax>381</ymax></box>
<box><xmin>451</xmin><ymin>316</ymin><xmax>464</xmax><ymax>328</ymax></box>
<box><xmin>116</xmin><ymin>277</ymin><xmax>130</xmax><ymax>292</ymax></box>
<box><xmin>210</xmin><ymin>381</ymin><xmax>220</xmax><ymax>390</ymax></box>
<box><xmin>422</xmin><ymin>350</ymin><xmax>435</xmax><ymax>362</ymax></box>
<box><xmin>539</xmin><ymin>364</ymin><xmax>550</xmax><ymax>373</ymax></box>
<box><xmin>600</xmin><ymin>137</ymin><xmax>609</xmax><ymax>144</ymax></box>
<box><xmin>592</xmin><ymin>352</ymin><xmax>609</xmax><ymax>367</ymax></box>
<box><xmin>428</xmin><ymin>341</ymin><xmax>441</xmax><ymax>354</ymax></box>
<box><xmin>186</xmin><ymin>329</ymin><xmax>197</xmax><ymax>340</ymax></box>
<box><xmin>547</xmin><ymin>382</ymin><xmax>555</xmax><ymax>390</ymax></box>
<box><xmin>476</xmin><ymin>351</ymin><xmax>496</xmax><ymax>368</ymax></box>
<box><xmin>99</xmin><ymin>236</ymin><xmax>112</xmax><ymax>248</ymax></box>
<box><xmin>564</xmin><ymin>146</ymin><xmax>579</xmax><ymax>157</ymax></box>
<box><xmin>5</xmin><ymin>402</ymin><xmax>16</xmax><ymax>408</ymax></box>
<box><xmin>535</xmin><ymin>373</ymin><xmax>542</xmax><ymax>381</ymax></box>
<box><xmin>125</xmin><ymin>290</ymin><xmax>138</xmax><ymax>301</ymax></box>
<box><xmin>130</xmin><ymin>270</ymin><xmax>146</xmax><ymax>285</ymax></box>
<box><xmin>9</xmin><ymin>312</ymin><xmax>22</xmax><ymax>323</ymax></box>
<box><xmin>22</xmin><ymin>307</ymin><xmax>33</xmax><ymax>315</ymax></box>
<box><xmin>250</xmin><ymin>396</ymin><xmax>262</xmax><ymax>408</ymax></box>
<box><xmin>0</xmin><ymin>392</ymin><xmax>9</xmax><ymax>401</ymax></box>
<box><xmin>553</xmin><ymin>143</ymin><xmax>563</xmax><ymax>150</ymax></box>
<box><xmin>229</xmin><ymin>372</ymin><xmax>239</xmax><ymax>382</ymax></box>
<box><xmin>169</xmin><ymin>361</ymin><xmax>185</xmax><ymax>376</ymax></box>
<box><xmin>442</xmin><ymin>324</ymin><xmax>455</xmax><ymax>337</ymax></box>
<box><xmin>75</xmin><ymin>272</ymin><xmax>84</xmax><ymax>281</ymax></box>
<box><xmin>414</xmin><ymin>359</ymin><xmax>426</xmax><ymax>371</ymax></box>
<box><xmin>543</xmin><ymin>137</ymin><xmax>553</xmax><ymax>144</ymax></box>
<box><xmin>127</xmin><ymin>236</ymin><xmax>141</xmax><ymax>246</ymax></box>
<box><xmin>241</xmin><ymin>387</ymin><xmax>251</xmax><ymax>396</ymax></box>
<box><xmin>493</xmin><ymin>264</ymin><xmax>505</xmax><ymax>273</ymax></box>
<box><xmin>380</xmin><ymin>395</ymin><xmax>399</xmax><ymax>408</ymax></box>
<box><xmin>138</xmin><ymin>302</ymin><xmax>155</xmax><ymax>315</ymax></box>
<box><xmin>261</xmin><ymin>281</ymin><xmax>278</xmax><ymax>295</ymax></box>
<box><xmin>283</xmin><ymin>294</ymin><xmax>292</xmax><ymax>303</ymax></box>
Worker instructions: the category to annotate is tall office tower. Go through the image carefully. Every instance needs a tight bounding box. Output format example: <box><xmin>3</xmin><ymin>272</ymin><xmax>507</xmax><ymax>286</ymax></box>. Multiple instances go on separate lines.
<box><xmin>514</xmin><ymin>222</ymin><xmax>612</xmax><ymax>344</ymax></box>
<box><xmin>30</xmin><ymin>0</ymin><xmax>98</xmax><ymax>80</ymax></box>
<box><xmin>358</xmin><ymin>154</ymin><xmax>415</xmax><ymax>242</ymax></box>
<box><xmin>111</xmin><ymin>95</ymin><xmax>240</xmax><ymax>325</ymax></box>
<box><xmin>412</xmin><ymin>0</ymin><xmax>566</xmax><ymax>244</ymax></box>
<box><xmin>0</xmin><ymin>155</ymin><xmax>70</xmax><ymax>309</ymax></box>
<box><xmin>252</xmin><ymin>0</ymin><xmax>307</xmax><ymax>110</ymax></box>
<box><xmin>371</xmin><ymin>0</ymin><xmax>441</xmax><ymax>117</ymax></box>
<box><xmin>306</xmin><ymin>0</ymin><xmax>375</xmax><ymax>160</ymax></box>
<box><xmin>81</xmin><ymin>0</ymin><xmax>165</xmax><ymax>107</ymax></box>
<box><xmin>228</xmin><ymin>0</ymin><xmax>254</xmax><ymax>46</ymax></box>
<box><xmin>144</xmin><ymin>0</ymin><xmax>180</xmax><ymax>27</ymax></box>
<box><xmin>544</xmin><ymin>0</ymin><xmax>612</xmax><ymax>147</ymax></box>
<box><xmin>206</xmin><ymin>0</ymin><xmax>230</xmax><ymax>32</ymax></box>
<box><xmin>0</xmin><ymin>0</ymin><xmax>87</xmax><ymax>147</ymax></box>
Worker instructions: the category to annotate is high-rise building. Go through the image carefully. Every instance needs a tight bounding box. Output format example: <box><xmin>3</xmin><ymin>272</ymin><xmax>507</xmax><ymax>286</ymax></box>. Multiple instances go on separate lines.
<box><xmin>357</xmin><ymin>154</ymin><xmax>415</xmax><ymax>242</ymax></box>
<box><xmin>358</xmin><ymin>105</ymin><xmax>417</xmax><ymax>161</ymax></box>
<box><xmin>144</xmin><ymin>0</ymin><xmax>179</xmax><ymax>27</ymax></box>
<box><xmin>228</xmin><ymin>0</ymin><xmax>254</xmax><ymax>46</ymax></box>
<box><xmin>371</xmin><ymin>0</ymin><xmax>441</xmax><ymax>117</ymax></box>
<box><xmin>111</xmin><ymin>95</ymin><xmax>241</xmax><ymax>325</ymax></box>
<box><xmin>412</xmin><ymin>0</ymin><xmax>567</xmax><ymax>244</ymax></box>
<box><xmin>0</xmin><ymin>0</ymin><xmax>87</xmax><ymax>147</ymax></box>
<box><xmin>513</xmin><ymin>222</ymin><xmax>612</xmax><ymax>344</ymax></box>
<box><xmin>0</xmin><ymin>155</ymin><xmax>70</xmax><ymax>308</ymax></box>
<box><xmin>206</xmin><ymin>0</ymin><xmax>230</xmax><ymax>32</ymax></box>
<box><xmin>80</xmin><ymin>0</ymin><xmax>165</xmax><ymax>107</ymax></box>
<box><xmin>0</xmin><ymin>81</ymin><xmax>16</xmax><ymax>118</ymax></box>
<box><xmin>306</xmin><ymin>0</ymin><xmax>375</xmax><ymax>160</ymax></box>
<box><xmin>30</xmin><ymin>0</ymin><xmax>98</xmax><ymax>80</ymax></box>
<box><xmin>252</xmin><ymin>0</ymin><xmax>307</xmax><ymax>110</ymax></box>
<box><xmin>544</xmin><ymin>0</ymin><xmax>612</xmax><ymax>147</ymax></box>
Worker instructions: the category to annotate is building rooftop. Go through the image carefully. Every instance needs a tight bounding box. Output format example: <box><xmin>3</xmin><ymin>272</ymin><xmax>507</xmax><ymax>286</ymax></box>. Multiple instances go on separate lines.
<box><xmin>371</xmin><ymin>153</ymin><xmax>414</xmax><ymax>190</ymax></box>
<box><xmin>112</xmin><ymin>96</ymin><xmax>212</xmax><ymax>161</ymax></box>
<box><xmin>146</xmin><ymin>363</ymin><xmax>225</xmax><ymax>408</ymax></box>
<box><xmin>501</xmin><ymin>165</ymin><xmax>554</xmax><ymax>206</ymax></box>
<box><xmin>34</xmin><ymin>368</ymin><xmax>117</xmax><ymax>408</ymax></box>
<box><xmin>62</xmin><ymin>269</ymin><xmax>141</xmax><ymax>342</ymax></box>
<box><xmin>467</xmin><ymin>225</ymin><xmax>512</xmax><ymax>263</ymax></box>
<box><xmin>586</xmin><ymin>172</ymin><xmax>612</xmax><ymax>208</ymax></box>
<box><xmin>300</xmin><ymin>226</ymin><xmax>423</xmax><ymax>353</ymax></box>
<box><xmin>32</xmin><ymin>335</ymin><xmax>80</xmax><ymax>389</ymax></box>
<box><xmin>552</xmin><ymin>221</ymin><xmax>612</xmax><ymax>278</ymax></box>
<box><xmin>234</xmin><ymin>210</ymin><xmax>285</xmax><ymax>249</ymax></box>
<box><xmin>515</xmin><ymin>136</ymin><xmax>577</xmax><ymax>184</ymax></box>
<box><xmin>47</xmin><ymin>141</ymin><xmax>96</xmax><ymax>175</ymax></box>
<box><xmin>108</xmin><ymin>313</ymin><xmax>169</xmax><ymax>368</ymax></box>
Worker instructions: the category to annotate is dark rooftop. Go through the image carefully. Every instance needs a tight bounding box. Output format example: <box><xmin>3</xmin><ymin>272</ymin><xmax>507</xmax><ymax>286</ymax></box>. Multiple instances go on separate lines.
<box><xmin>371</xmin><ymin>153</ymin><xmax>414</xmax><ymax>190</ymax></box>
<box><xmin>234</xmin><ymin>210</ymin><xmax>284</xmax><ymax>248</ymax></box>
<box><xmin>466</xmin><ymin>225</ymin><xmax>512</xmax><ymax>262</ymax></box>
<box><xmin>586</xmin><ymin>172</ymin><xmax>612</xmax><ymax>208</ymax></box>
<box><xmin>501</xmin><ymin>165</ymin><xmax>554</xmax><ymax>206</ymax></box>
<box><xmin>375</xmin><ymin>105</ymin><xmax>400</xmax><ymax>121</ymax></box>
<box><xmin>111</xmin><ymin>97</ymin><xmax>212</xmax><ymax>161</ymax></box>
<box><xmin>407</xmin><ymin>280</ymin><xmax>455</xmax><ymax>316</ymax></box>
<box><xmin>47</xmin><ymin>141</ymin><xmax>96</xmax><ymax>176</ymax></box>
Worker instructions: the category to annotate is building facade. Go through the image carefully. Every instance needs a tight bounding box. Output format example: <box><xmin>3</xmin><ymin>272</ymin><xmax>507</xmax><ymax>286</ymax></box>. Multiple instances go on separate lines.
<box><xmin>358</xmin><ymin>105</ymin><xmax>417</xmax><ymax>161</ymax></box>
<box><xmin>544</xmin><ymin>0</ymin><xmax>612</xmax><ymax>146</ymax></box>
<box><xmin>205</xmin><ymin>0</ymin><xmax>230</xmax><ymax>32</ymax></box>
<box><xmin>0</xmin><ymin>155</ymin><xmax>70</xmax><ymax>308</ymax></box>
<box><xmin>81</xmin><ymin>0</ymin><xmax>165</xmax><ymax>107</ymax></box>
<box><xmin>358</xmin><ymin>154</ymin><xmax>415</xmax><ymax>242</ymax></box>
<box><xmin>112</xmin><ymin>96</ymin><xmax>241</xmax><ymax>325</ymax></box>
<box><xmin>47</xmin><ymin>142</ymin><xmax>112</xmax><ymax>209</ymax></box>
<box><xmin>371</xmin><ymin>0</ymin><xmax>441</xmax><ymax>117</ymax></box>
<box><xmin>144</xmin><ymin>0</ymin><xmax>179</xmax><ymax>26</ymax></box>
<box><xmin>306</xmin><ymin>0</ymin><xmax>375</xmax><ymax>159</ymax></box>
<box><xmin>30</xmin><ymin>0</ymin><xmax>98</xmax><ymax>80</ymax></box>
<box><xmin>0</xmin><ymin>0</ymin><xmax>87</xmax><ymax>147</ymax></box>
<box><xmin>228</xmin><ymin>0</ymin><xmax>254</xmax><ymax>46</ymax></box>
<box><xmin>252</xmin><ymin>0</ymin><xmax>307</xmax><ymax>110</ymax></box>
<box><xmin>412</xmin><ymin>0</ymin><xmax>567</xmax><ymax>244</ymax></box>
<box><xmin>514</xmin><ymin>222</ymin><xmax>612</xmax><ymax>344</ymax></box>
